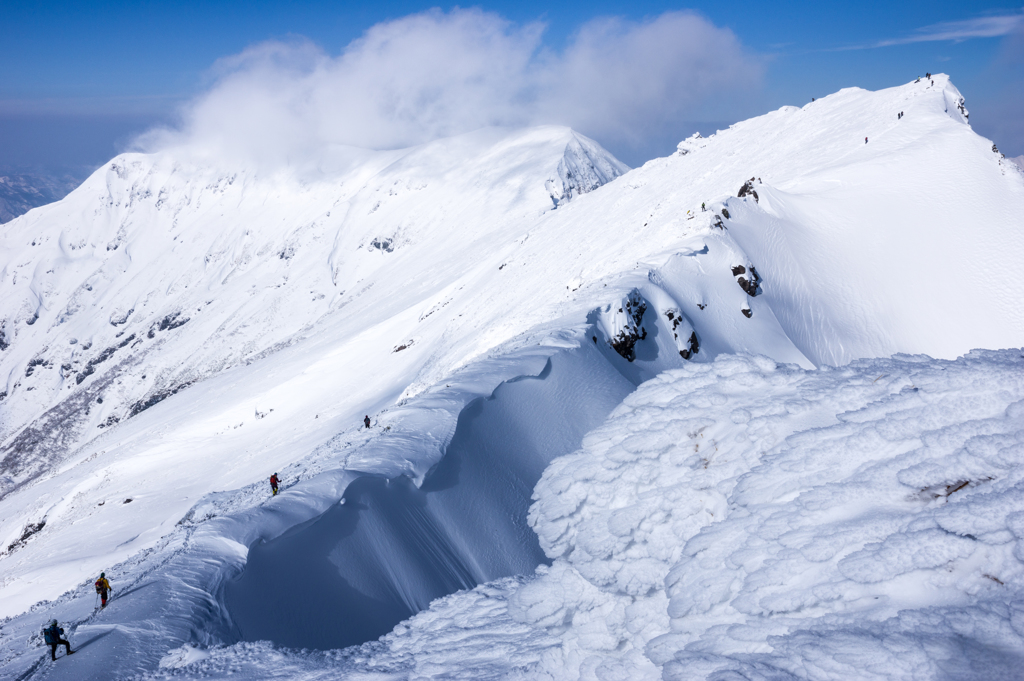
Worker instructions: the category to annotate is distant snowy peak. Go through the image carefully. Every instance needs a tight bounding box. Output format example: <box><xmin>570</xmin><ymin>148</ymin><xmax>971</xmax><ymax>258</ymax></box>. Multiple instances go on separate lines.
<box><xmin>545</xmin><ymin>132</ymin><xmax>629</xmax><ymax>207</ymax></box>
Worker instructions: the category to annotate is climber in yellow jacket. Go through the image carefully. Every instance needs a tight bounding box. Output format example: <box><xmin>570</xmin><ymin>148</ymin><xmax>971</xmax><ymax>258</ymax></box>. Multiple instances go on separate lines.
<box><xmin>95</xmin><ymin>573</ymin><xmax>112</xmax><ymax>608</ymax></box>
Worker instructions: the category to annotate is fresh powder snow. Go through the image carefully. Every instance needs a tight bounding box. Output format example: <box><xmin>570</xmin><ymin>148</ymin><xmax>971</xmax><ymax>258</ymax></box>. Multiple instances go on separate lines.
<box><xmin>0</xmin><ymin>75</ymin><xmax>1022</xmax><ymax>680</ymax></box>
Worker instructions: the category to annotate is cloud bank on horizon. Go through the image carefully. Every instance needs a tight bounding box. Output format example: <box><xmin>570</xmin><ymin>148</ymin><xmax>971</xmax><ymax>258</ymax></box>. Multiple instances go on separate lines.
<box><xmin>138</xmin><ymin>8</ymin><xmax>762</xmax><ymax>168</ymax></box>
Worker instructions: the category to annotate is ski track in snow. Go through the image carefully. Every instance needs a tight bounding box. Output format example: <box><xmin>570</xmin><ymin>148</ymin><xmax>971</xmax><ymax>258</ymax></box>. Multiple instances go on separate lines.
<box><xmin>0</xmin><ymin>75</ymin><xmax>1022</xmax><ymax>680</ymax></box>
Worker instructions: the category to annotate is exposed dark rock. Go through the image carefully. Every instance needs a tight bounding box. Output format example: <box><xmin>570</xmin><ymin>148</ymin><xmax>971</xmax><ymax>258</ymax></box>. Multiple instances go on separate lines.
<box><xmin>370</xmin><ymin>237</ymin><xmax>394</xmax><ymax>253</ymax></box>
<box><xmin>75</xmin><ymin>365</ymin><xmax>95</xmax><ymax>385</ymax></box>
<box><xmin>737</xmin><ymin>177</ymin><xmax>759</xmax><ymax>202</ymax></box>
<box><xmin>712</xmin><ymin>215</ymin><xmax>725</xmax><ymax>230</ymax></box>
<box><xmin>679</xmin><ymin>331</ymin><xmax>700</xmax><ymax>360</ymax></box>
<box><xmin>128</xmin><ymin>381</ymin><xmax>194</xmax><ymax>418</ymax></box>
<box><xmin>733</xmin><ymin>264</ymin><xmax>762</xmax><ymax>296</ymax></box>
<box><xmin>721</xmin><ymin>208</ymin><xmax>730</xmax><ymax>219</ymax></box>
<box><xmin>608</xmin><ymin>292</ymin><xmax>648</xmax><ymax>362</ymax></box>
<box><xmin>25</xmin><ymin>358</ymin><xmax>48</xmax><ymax>377</ymax></box>
<box><xmin>76</xmin><ymin>335</ymin><xmax>135</xmax><ymax>384</ymax></box>
<box><xmin>149</xmin><ymin>312</ymin><xmax>190</xmax><ymax>338</ymax></box>
<box><xmin>0</xmin><ymin>323</ymin><xmax>8</xmax><ymax>351</ymax></box>
<box><xmin>158</xmin><ymin>313</ymin><xmax>189</xmax><ymax>332</ymax></box>
<box><xmin>741</xmin><ymin>308</ymin><xmax>753</xmax><ymax>318</ymax></box>
<box><xmin>98</xmin><ymin>414</ymin><xmax>120</xmax><ymax>429</ymax></box>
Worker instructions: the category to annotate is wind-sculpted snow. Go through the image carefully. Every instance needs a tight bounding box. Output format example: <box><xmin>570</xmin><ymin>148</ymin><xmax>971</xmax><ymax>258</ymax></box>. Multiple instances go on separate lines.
<box><xmin>223</xmin><ymin>343</ymin><xmax>635</xmax><ymax>651</ymax></box>
<box><xmin>520</xmin><ymin>350</ymin><xmax>1024</xmax><ymax>679</ymax></box>
<box><xmin>128</xmin><ymin>349</ymin><xmax>1024</xmax><ymax>680</ymax></box>
<box><xmin>2</xmin><ymin>75</ymin><xmax>1024</xmax><ymax>680</ymax></box>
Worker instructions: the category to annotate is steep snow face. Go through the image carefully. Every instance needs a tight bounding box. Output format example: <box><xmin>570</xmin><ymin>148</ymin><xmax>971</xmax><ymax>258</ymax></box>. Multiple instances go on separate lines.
<box><xmin>224</xmin><ymin>343</ymin><xmax>636</xmax><ymax>651</ymax></box>
<box><xmin>0</xmin><ymin>75</ymin><xmax>1023</xmax><ymax>680</ymax></box>
<box><xmin>129</xmin><ymin>349</ymin><xmax>1024</xmax><ymax>681</ymax></box>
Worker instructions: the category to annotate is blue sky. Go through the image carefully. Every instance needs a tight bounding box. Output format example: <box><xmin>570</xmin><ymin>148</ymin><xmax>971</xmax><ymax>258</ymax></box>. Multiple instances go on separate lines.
<box><xmin>1</xmin><ymin>1</ymin><xmax>1022</xmax><ymax>170</ymax></box>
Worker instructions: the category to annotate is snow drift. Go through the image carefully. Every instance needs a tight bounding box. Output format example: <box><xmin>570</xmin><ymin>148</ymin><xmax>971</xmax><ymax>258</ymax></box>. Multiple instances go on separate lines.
<box><xmin>135</xmin><ymin>349</ymin><xmax>1024</xmax><ymax>680</ymax></box>
<box><xmin>0</xmin><ymin>74</ymin><xmax>1023</xmax><ymax>680</ymax></box>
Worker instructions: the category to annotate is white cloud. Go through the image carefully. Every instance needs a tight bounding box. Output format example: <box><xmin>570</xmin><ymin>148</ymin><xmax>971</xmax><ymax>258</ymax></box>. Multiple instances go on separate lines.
<box><xmin>138</xmin><ymin>8</ymin><xmax>762</xmax><ymax>168</ymax></box>
<box><xmin>835</xmin><ymin>11</ymin><xmax>1024</xmax><ymax>50</ymax></box>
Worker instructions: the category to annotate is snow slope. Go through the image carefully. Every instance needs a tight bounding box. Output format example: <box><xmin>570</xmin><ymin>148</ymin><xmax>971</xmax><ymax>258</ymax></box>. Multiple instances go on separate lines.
<box><xmin>1</xmin><ymin>75</ymin><xmax>1023</xmax><ymax>680</ymax></box>
<box><xmin>139</xmin><ymin>348</ymin><xmax>1024</xmax><ymax>681</ymax></box>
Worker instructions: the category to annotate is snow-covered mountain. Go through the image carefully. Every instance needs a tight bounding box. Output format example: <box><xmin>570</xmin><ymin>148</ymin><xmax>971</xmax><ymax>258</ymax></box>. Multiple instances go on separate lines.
<box><xmin>1</xmin><ymin>75</ymin><xmax>1022</xmax><ymax>680</ymax></box>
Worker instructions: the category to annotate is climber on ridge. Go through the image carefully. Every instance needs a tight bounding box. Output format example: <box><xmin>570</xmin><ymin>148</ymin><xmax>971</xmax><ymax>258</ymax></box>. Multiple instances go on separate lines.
<box><xmin>364</xmin><ymin>415</ymin><xmax>371</xmax><ymax>429</ymax></box>
<box><xmin>270</xmin><ymin>473</ymin><xmax>280</xmax><ymax>496</ymax></box>
<box><xmin>95</xmin><ymin>572</ymin><xmax>112</xmax><ymax>608</ymax></box>
<box><xmin>43</xmin><ymin>619</ymin><xmax>74</xmax><ymax>660</ymax></box>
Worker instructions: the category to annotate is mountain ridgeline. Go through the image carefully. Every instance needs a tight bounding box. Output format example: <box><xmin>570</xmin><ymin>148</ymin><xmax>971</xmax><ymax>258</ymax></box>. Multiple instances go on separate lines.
<box><xmin>0</xmin><ymin>76</ymin><xmax>1022</xmax><ymax>680</ymax></box>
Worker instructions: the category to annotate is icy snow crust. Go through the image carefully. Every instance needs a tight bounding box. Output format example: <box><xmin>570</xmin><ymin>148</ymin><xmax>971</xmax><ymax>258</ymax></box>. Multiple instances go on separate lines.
<box><xmin>143</xmin><ymin>349</ymin><xmax>1024</xmax><ymax>680</ymax></box>
<box><xmin>0</xmin><ymin>75</ymin><xmax>1022</xmax><ymax>679</ymax></box>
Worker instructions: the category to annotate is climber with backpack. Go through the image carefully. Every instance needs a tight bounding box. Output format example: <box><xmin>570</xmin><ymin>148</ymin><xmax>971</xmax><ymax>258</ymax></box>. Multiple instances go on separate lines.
<box><xmin>42</xmin><ymin>619</ymin><xmax>73</xmax><ymax>660</ymax></box>
<box><xmin>270</xmin><ymin>473</ymin><xmax>280</xmax><ymax>496</ymax></box>
<box><xmin>95</xmin><ymin>572</ymin><xmax>112</xmax><ymax>608</ymax></box>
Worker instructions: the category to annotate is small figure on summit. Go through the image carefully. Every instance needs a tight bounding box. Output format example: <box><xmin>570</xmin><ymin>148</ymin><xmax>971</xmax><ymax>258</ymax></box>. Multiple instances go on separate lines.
<box><xmin>270</xmin><ymin>473</ymin><xmax>280</xmax><ymax>496</ymax></box>
<box><xmin>701</xmin><ymin>202</ymin><xmax>706</xmax><ymax>212</ymax></box>
<box><xmin>364</xmin><ymin>415</ymin><xmax>371</xmax><ymax>429</ymax></box>
<box><xmin>95</xmin><ymin>572</ymin><xmax>112</xmax><ymax>608</ymax></box>
<box><xmin>42</xmin><ymin>619</ymin><xmax>73</xmax><ymax>660</ymax></box>
<box><xmin>865</xmin><ymin>137</ymin><xmax>868</xmax><ymax>144</ymax></box>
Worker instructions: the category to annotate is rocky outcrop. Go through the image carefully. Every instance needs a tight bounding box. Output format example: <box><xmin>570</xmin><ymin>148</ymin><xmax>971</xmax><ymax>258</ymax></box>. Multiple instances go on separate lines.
<box><xmin>738</xmin><ymin>177</ymin><xmax>759</xmax><ymax>202</ymax></box>
<box><xmin>731</xmin><ymin>264</ymin><xmax>762</xmax><ymax>297</ymax></box>
<box><xmin>598</xmin><ymin>290</ymin><xmax>648</xmax><ymax>362</ymax></box>
<box><xmin>664</xmin><ymin>309</ymin><xmax>699</xmax><ymax>360</ymax></box>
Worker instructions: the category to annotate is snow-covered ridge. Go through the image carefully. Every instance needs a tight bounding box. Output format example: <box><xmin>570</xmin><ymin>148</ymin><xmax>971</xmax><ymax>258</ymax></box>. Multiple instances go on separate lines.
<box><xmin>142</xmin><ymin>349</ymin><xmax>1024</xmax><ymax>680</ymax></box>
<box><xmin>0</xmin><ymin>126</ymin><xmax>626</xmax><ymax>499</ymax></box>
<box><xmin>1</xmin><ymin>75</ymin><xmax>1023</xmax><ymax>680</ymax></box>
